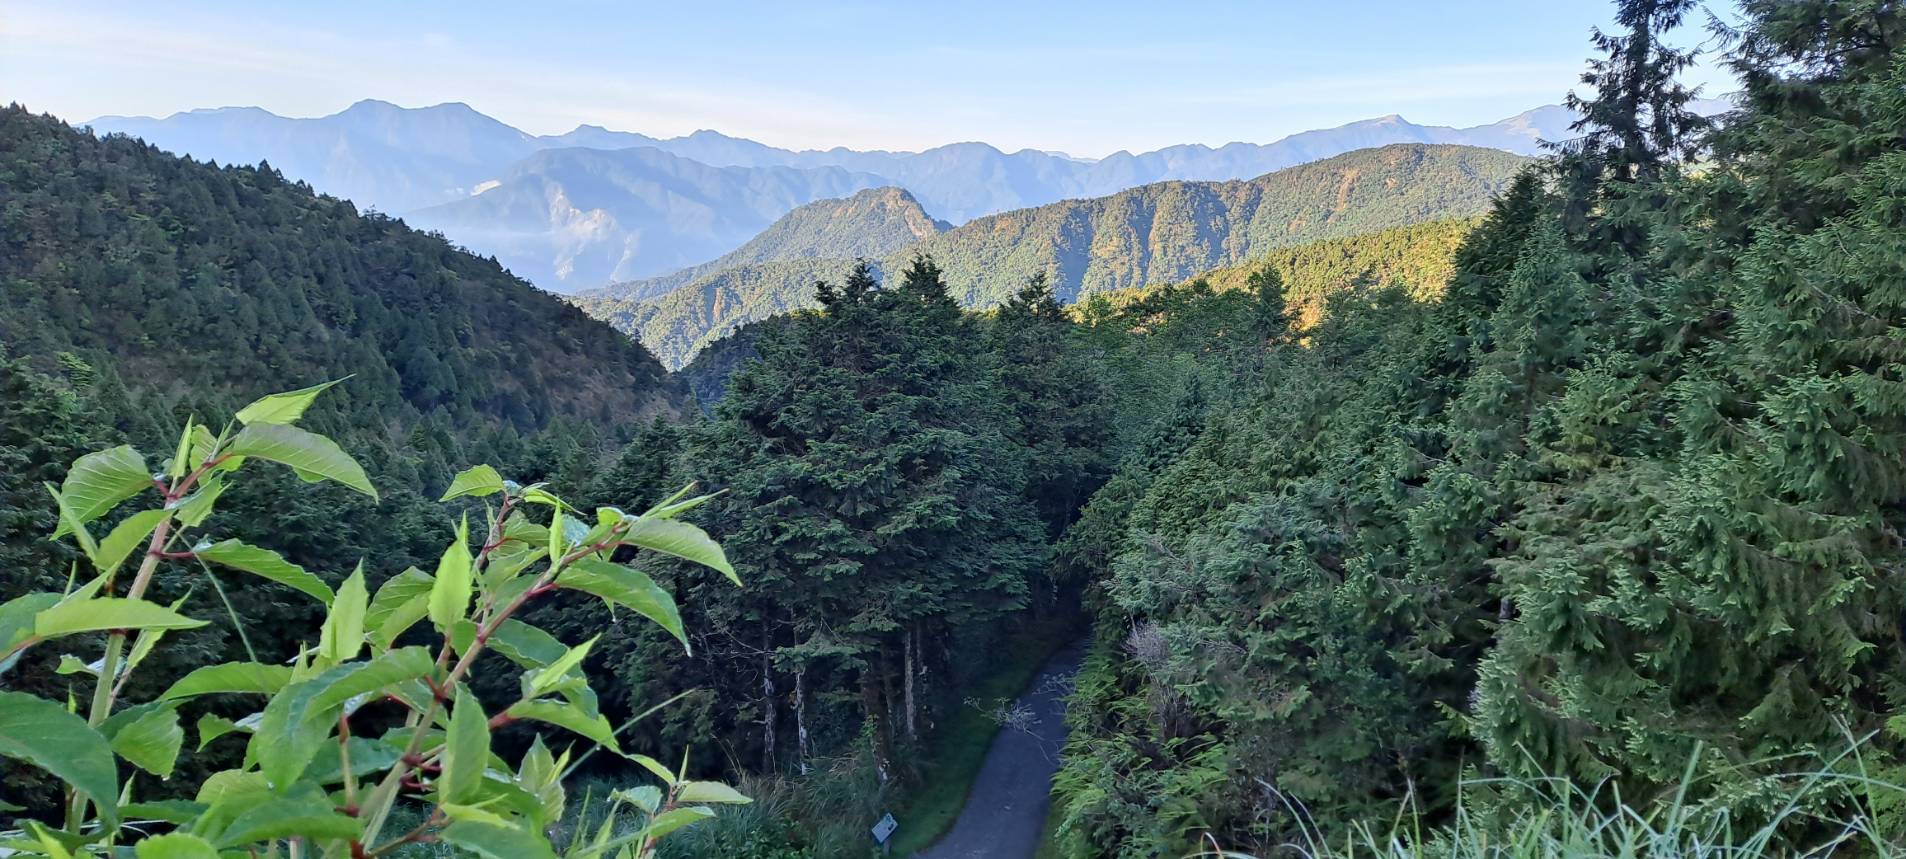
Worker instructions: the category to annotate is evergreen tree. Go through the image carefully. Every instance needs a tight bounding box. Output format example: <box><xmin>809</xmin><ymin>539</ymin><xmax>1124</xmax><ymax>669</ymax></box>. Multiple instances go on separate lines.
<box><xmin>692</xmin><ymin>259</ymin><xmax>1044</xmax><ymax>777</ymax></box>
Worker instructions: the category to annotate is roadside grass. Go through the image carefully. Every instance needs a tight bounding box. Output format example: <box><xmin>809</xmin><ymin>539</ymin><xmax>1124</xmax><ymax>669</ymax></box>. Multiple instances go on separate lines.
<box><xmin>1182</xmin><ymin>736</ymin><xmax>1906</xmax><ymax>858</ymax></box>
<box><xmin>889</xmin><ymin>613</ymin><xmax>1084</xmax><ymax>857</ymax></box>
<box><xmin>1031</xmin><ymin>804</ymin><xmax>1066</xmax><ymax>859</ymax></box>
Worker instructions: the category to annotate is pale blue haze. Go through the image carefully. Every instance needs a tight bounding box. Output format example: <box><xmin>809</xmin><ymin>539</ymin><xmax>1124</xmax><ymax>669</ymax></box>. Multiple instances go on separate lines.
<box><xmin>2</xmin><ymin>0</ymin><xmax>1740</xmax><ymax>158</ymax></box>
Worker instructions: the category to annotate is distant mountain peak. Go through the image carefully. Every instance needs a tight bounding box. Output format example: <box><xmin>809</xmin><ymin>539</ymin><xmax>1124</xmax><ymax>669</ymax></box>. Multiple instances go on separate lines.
<box><xmin>182</xmin><ymin>105</ymin><xmax>272</xmax><ymax>117</ymax></box>
<box><xmin>82</xmin><ymin>96</ymin><xmax>1735</xmax><ymax>297</ymax></box>
<box><xmin>342</xmin><ymin>98</ymin><xmax>401</xmax><ymax>113</ymax></box>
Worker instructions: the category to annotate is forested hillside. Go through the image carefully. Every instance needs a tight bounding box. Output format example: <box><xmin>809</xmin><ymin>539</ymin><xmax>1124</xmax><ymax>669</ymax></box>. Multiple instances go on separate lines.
<box><xmin>1077</xmin><ymin>217</ymin><xmax>1476</xmax><ymax>327</ymax></box>
<box><xmin>1042</xmin><ymin>0</ymin><xmax>1906</xmax><ymax>854</ymax></box>
<box><xmin>581</xmin><ymin>144</ymin><xmax>1526</xmax><ymax>368</ymax></box>
<box><xmin>11</xmin><ymin>1</ymin><xmax>1906</xmax><ymax>857</ymax></box>
<box><xmin>596</xmin><ymin>186</ymin><xmax>949</xmax><ymax>303</ymax></box>
<box><xmin>0</xmin><ymin>106</ymin><xmax>690</xmax><ymax>810</ymax></box>
<box><xmin>617</xmin><ymin>0</ymin><xmax>1906</xmax><ymax>854</ymax></box>
<box><xmin>1</xmin><ymin>106</ymin><xmax>678</xmax><ymax>439</ymax></box>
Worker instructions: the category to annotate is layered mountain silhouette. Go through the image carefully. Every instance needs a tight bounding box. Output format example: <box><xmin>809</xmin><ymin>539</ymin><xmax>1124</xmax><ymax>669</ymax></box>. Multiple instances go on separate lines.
<box><xmin>403</xmin><ymin>148</ymin><xmax>893</xmax><ymax>288</ymax></box>
<box><xmin>575</xmin><ymin>144</ymin><xmax>1530</xmax><ymax>369</ymax></box>
<box><xmin>86</xmin><ymin>97</ymin><xmax>1729</xmax><ymax>293</ymax></box>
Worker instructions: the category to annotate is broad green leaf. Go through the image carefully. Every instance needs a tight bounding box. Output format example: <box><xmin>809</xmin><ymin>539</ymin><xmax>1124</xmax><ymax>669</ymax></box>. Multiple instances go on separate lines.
<box><xmin>305</xmin><ymin>735</ymin><xmax>403</xmax><ymax>785</ymax></box>
<box><xmin>501</xmin><ymin>513</ymin><xmax>551</xmax><ymax>546</ymax></box>
<box><xmin>45</xmin><ymin>485</ymin><xmax>99</xmax><ymax>561</ymax></box>
<box><xmin>125</xmin><ymin>593</ymin><xmax>191</xmax><ymax>674</ymax></box>
<box><xmin>520</xmin><ymin>485</ymin><xmax>569</xmax><ymax>510</ymax></box>
<box><xmin>367</xmin><ymin>567</ymin><xmax>433</xmax><ymax>649</ymax></box>
<box><xmin>103</xmin><ymin>703</ymin><xmax>184</xmax><ymax>778</ymax></box>
<box><xmin>429</xmin><ymin>516</ymin><xmax>473</xmax><ymax>631</ymax></box>
<box><xmin>23</xmin><ymin>820</ymin><xmax>77</xmax><ymax>859</ymax></box>
<box><xmin>612</xmin><ymin>784</ymin><xmax>661</xmax><ymax>813</ymax></box>
<box><xmin>528</xmin><ymin>635</ymin><xmax>598</xmax><ymax>696</ymax></box>
<box><xmin>440</xmin><ymin>464</ymin><xmax>506</xmax><ymax>502</ymax></box>
<box><xmin>134</xmin><ymin>832</ymin><xmax>220</xmax><ymax>859</ymax></box>
<box><xmin>234</xmin><ymin>378</ymin><xmax>342</xmax><ymax>426</ymax></box>
<box><xmin>441</xmin><ymin>685</ymin><xmax>490</xmax><ymax>804</ymax></box>
<box><xmin>488</xmin><ymin>619</ymin><xmax>567</xmax><ymax>668</ymax></box>
<box><xmin>168</xmin><ymin>416</ymin><xmax>196</xmax><ymax>480</ymax></box>
<box><xmin>483</xmin><ymin>539</ymin><xmax>543</xmax><ymax>588</ymax></box>
<box><xmin>308</xmin><ymin>646</ymin><xmax>434</xmax><ymax>712</ymax></box>
<box><xmin>122</xmin><ymin>798</ymin><xmax>208</xmax><ymax>824</ymax></box>
<box><xmin>95</xmin><ymin>509</ymin><xmax>168</xmax><ymax>578</ymax></box>
<box><xmin>225</xmin><ymin>422</ymin><xmax>377</xmax><ymax>499</ymax></box>
<box><xmin>0</xmin><ymin>691</ymin><xmax>119</xmax><ymax>826</ymax></box>
<box><xmin>676</xmin><ymin>780</ymin><xmax>751</xmax><ymax>805</ymax></box>
<box><xmin>196</xmin><ymin>713</ymin><xmax>249</xmax><ymax>750</ymax></box>
<box><xmin>161</xmin><ymin>662</ymin><xmax>293</xmax><ymax>701</ymax></box>
<box><xmin>557</xmin><ymin>558</ymin><xmax>686</xmax><ymax>648</ymax></box>
<box><xmin>507</xmin><ymin>700</ymin><xmax>619</xmax><ymax>752</ymax></box>
<box><xmin>214</xmin><ymin>789</ymin><xmax>361</xmax><ymax>847</ymax></box>
<box><xmin>645</xmin><ymin>806</ymin><xmax>716</xmax><ymax>839</ymax></box>
<box><xmin>187</xmin><ymin>424</ymin><xmax>220</xmax><ymax>471</ymax></box>
<box><xmin>0</xmin><ymin>592</ymin><xmax>59</xmax><ymax>655</ymax></box>
<box><xmin>35</xmin><ymin>597</ymin><xmax>207</xmax><ymax>638</ymax></box>
<box><xmin>548</xmin><ymin>508</ymin><xmax>568</xmax><ymax>562</ymax></box>
<box><xmin>374</xmin><ymin>595</ymin><xmax>431</xmax><ymax>650</ymax></box>
<box><xmin>317</xmin><ymin>563</ymin><xmax>368</xmax><ymax>664</ymax></box>
<box><xmin>172</xmin><ymin>475</ymin><xmax>226</xmax><ymax>527</ymax></box>
<box><xmin>195</xmin><ymin>768</ymin><xmax>268</xmax><ymax>805</ymax></box>
<box><xmin>195</xmin><ymin>539</ymin><xmax>334</xmax><ymax>605</ymax></box>
<box><xmin>447</xmin><ymin>618</ymin><xmax>480</xmax><ymax>657</ymax></box>
<box><xmin>518</xmin><ymin>735</ymin><xmax>565</xmax><ymax>825</ymax></box>
<box><xmin>624</xmin><ymin>517</ymin><xmax>737</xmax><ymax>585</ymax></box>
<box><xmin>248</xmin><ymin>665</ymin><xmax>355</xmax><ymax>790</ymax></box>
<box><xmin>627</xmin><ymin>753</ymin><xmax>675</xmax><ymax>786</ymax></box>
<box><xmin>53</xmin><ymin>445</ymin><xmax>152</xmax><ymax>538</ymax></box>
<box><xmin>440</xmin><ymin>820</ymin><xmax>559</xmax><ymax>859</ymax></box>
<box><xmin>440</xmin><ymin>801</ymin><xmax>513</xmax><ymax>826</ymax></box>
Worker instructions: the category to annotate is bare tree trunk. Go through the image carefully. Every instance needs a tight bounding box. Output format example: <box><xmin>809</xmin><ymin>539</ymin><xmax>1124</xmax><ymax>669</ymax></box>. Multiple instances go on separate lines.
<box><xmin>863</xmin><ymin>658</ymin><xmax>895</xmax><ymax>782</ymax></box>
<box><xmin>904</xmin><ymin>626</ymin><xmax>917</xmax><ymax>741</ymax></box>
<box><xmin>760</xmin><ymin>623</ymin><xmax>777</xmax><ymax>772</ymax></box>
<box><xmin>794</xmin><ymin>665</ymin><xmax>811</xmax><ymax>775</ymax></box>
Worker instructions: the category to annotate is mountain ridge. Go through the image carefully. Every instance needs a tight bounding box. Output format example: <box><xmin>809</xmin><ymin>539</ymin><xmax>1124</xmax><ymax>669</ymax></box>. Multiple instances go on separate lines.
<box><xmin>85</xmin><ymin>97</ymin><xmax>1728</xmax><ymax>292</ymax></box>
<box><xmin>402</xmin><ymin>146</ymin><xmax>894</xmax><ymax>288</ymax></box>
<box><xmin>600</xmin><ymin>186</ymin><xmax>950</xmax><ymax>303</ymax></box>
<box><xmin>578</xmin><ymin>143</ymin><xmax>1530</xmax><ymax>369</ymax></box>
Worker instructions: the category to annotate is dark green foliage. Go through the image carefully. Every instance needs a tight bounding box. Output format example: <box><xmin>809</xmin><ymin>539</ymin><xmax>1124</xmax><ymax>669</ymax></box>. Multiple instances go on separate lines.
<box><xmin>987</xmin><ymin>274</ymin><xmax>1118</xmax><ymax>537</ymax></box>
<box><xmin>686</xmin><ymin>258</ymin><xmax>1049</xmax><ymax>776</ymax></box>
<box><xmin>0</xmin><ymin>107</ymin><xmax>689</xmax><ymax>813</ymax></box>
<box><xmin>1048</xmin><ymin>2</ymin><xmax>1906</xmax><ymax>854</ymax></box>
<box><xmin>675</xmin><ymin>319</ymin><xmax>778</xmax><ymax>409</ymax></box>
<box><xmin>0</xmin><ymin>107</ymin><xmax>677</xmax><ymax>439</ymax></box>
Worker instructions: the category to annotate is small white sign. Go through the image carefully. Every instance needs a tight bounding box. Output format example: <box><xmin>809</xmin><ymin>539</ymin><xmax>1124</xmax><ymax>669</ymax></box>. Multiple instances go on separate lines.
<box><xmin>871</xmin><ymin>812</ymin><xmax>899</xmax><ymax>844</ymax></box>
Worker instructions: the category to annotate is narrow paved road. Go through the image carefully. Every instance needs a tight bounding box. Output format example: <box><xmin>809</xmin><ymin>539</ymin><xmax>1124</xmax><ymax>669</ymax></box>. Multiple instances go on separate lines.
<box><xmin>914</xmin><ymin>638</ymin><xmax>1087</xmax><ymax>859</ymax></box>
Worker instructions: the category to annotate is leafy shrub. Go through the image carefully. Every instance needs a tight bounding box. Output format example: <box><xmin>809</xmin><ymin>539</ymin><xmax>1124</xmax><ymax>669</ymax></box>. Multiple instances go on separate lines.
<box><xmin>0</xmin><ymin>381</ymin><xmax>746</xmax><ymax>857</ymax></box>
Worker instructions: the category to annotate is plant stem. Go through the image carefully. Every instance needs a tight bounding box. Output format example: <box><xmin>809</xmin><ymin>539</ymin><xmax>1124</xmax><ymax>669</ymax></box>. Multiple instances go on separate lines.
<box><xmin>67</xmin><ymin>514</ymin><xmax>175</xmax><ymax>832</ymax></box>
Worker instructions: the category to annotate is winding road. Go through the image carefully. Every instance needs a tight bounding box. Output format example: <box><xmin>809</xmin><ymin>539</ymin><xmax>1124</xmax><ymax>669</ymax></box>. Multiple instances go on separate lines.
<box><xmin>914</xmin><ymin>638</ymin><xmax>1087</xmax><ymax>859</ymax></box>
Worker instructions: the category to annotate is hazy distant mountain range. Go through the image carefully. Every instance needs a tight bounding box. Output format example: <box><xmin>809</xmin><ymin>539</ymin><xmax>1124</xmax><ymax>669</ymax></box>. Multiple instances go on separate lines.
<box><xmin>85</xmin><ymin>97</ymin><xmax>1731</xmax><ymax>293</ymax></box>
<box><xmin>403</xmin><ymin>149</ymin><xmax>892</xmax><ymax>288</ymax></box>
<box><xmin>577</xmin><ymin>144</ymin><xmax>1530</xmax><ymax>369</ymax></box>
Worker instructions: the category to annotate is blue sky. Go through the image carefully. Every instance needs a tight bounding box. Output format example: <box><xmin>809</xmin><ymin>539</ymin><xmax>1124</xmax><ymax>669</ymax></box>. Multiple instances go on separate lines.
<box><xmin>2</xmin><ymin>1</ymin><xmax>1741</xmax><ymax>158</ymax></box>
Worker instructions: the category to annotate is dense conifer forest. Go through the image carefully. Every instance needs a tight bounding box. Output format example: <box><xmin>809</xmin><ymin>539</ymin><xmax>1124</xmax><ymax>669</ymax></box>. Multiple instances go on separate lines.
<box><xmin>5</xmin><ymin>0</ymin><xmax>1906</xmax><ymax>856</ymax></box>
